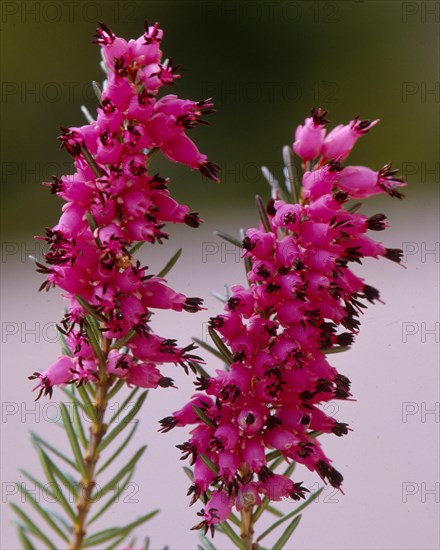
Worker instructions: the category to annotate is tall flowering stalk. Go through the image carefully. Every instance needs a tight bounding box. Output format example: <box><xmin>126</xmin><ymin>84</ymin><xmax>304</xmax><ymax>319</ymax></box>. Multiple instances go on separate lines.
<box><xmin>163</xmin><ymin>109</ymin><xmax>405</xmax><ymax>549</ymax></box>
<box><xmin>14</xmin><ymin>22</ymin><xmax>217</xmax><ymax>549</ymax></box>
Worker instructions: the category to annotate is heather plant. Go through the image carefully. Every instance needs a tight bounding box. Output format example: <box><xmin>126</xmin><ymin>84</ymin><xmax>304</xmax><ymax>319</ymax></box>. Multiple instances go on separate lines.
<box><xmin>14</xmin><ymin>21</ymin><xmax>405</xmax><ymax>550</ymax></box>
<box><xmin>163</xmin><ymin>110</ymin><xmax>405</xmax><ymax>548</ymax></box>
<box><xmin>13</xmin><ymin>22</ymin><xmax>217</xmax><ymax>549</ymax></box>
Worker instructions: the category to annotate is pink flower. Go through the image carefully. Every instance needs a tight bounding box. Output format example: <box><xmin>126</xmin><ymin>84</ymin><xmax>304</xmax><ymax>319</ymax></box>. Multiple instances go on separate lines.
<box><xmin>293</xmin><ymin>108</ymin><xmax>329</xmax><ymax>160</ymax></box>
<box><xmin>192</xmin><ymin>491</ymin><xmax>233</xmax><ymax>534</ymax></box>
<box><xmin>337</xmin><ymin>163</ymin><xmax>406</xmax><ymax>198</ymax></box>
<box><xmin>322</xmin><ymin>116</ymin><xmax>379</xmax><ymax>161</ymax></box>
<box><xmin>29</xmin><ymin>356</ymin><xmax>74</xmax><ymax>399</ymax></box>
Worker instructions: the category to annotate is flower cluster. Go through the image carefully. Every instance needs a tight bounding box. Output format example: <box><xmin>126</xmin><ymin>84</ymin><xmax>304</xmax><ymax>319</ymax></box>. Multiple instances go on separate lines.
<box><xmin>30</xmin><ymin>22</ymin><xmax>217</xmax><ymax>399</ymax></box>
<box><xmin>162</xmin><ymin>110</ymin><xmax>405</xmax><ymax>533</ymax></box>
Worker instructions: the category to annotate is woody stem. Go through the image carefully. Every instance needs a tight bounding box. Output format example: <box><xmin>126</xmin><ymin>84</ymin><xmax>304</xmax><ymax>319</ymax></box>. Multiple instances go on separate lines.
<box><xmin>240</xmin><ymin>506</ymin><xmax>254</xmax><ymax>550</ymax></box>
<box><xmin>69</xmin><ymin>338</ymin><xmax>111</xmax><ymax>550</ymax></box>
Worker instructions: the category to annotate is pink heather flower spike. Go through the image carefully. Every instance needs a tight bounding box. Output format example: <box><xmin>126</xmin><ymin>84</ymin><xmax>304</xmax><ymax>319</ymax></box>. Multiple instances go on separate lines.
<box><xmin>166</xmin><ymin>109</ymin><xmax>405</xmax><ymax>535</ymax></box>
<box><xmin>32</xmin><ymin>21</ymin><xmax>219</xmax><ymax>398</ymax></box>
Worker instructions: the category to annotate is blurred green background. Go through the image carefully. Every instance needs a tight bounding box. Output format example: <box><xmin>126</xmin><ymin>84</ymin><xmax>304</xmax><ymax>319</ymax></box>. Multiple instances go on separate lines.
<box><xmin>1</xmin><ymin>0</ymin><xmax>438</xmax><ymax>236</ymax></box>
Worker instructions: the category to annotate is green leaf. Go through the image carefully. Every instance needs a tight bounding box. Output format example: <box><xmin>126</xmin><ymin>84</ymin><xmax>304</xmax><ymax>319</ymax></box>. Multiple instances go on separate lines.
<box><xmin>17</xmin><ymin>526</ymin><xmax>35</xmax><ymax>550</ymax></box>
<box><xmin>19</xmin><ymin>469</ymin><xmax>57</xmax><ymax>501</ymax></box>
<box><xmin>256</xmin><ymin>487</ymin><xmax>323</xmax><ymax>542</ymax></box>
<box><xmin>321</xmin><ymin>346</ymin><xmax>350</xmax><ymax>354</ymax></box>
<box><xmin>282</xmin><ymin>145</ymin><xmax>300</xmax><ymax>203</ymax></box>
<box><xmin>269</xmin><ymin>454</ymin><xmax>285</xmax><ymax>471</ymax></box>
<box><xmin>71</xmin><ymin>401</ymin><xmax>88</xmax><ymax>450</ymax></box>
<box><xmin>95</xmin><ymin>446</ymin><xmax>146</xmax><ymax>499</ymax></box>
<box><xmin>261</xmin><ymin>165</ymin><xmax>289</xmax><ymax>202</ymax></box>
<box><xmin>266</xmin><ymin>504</ymin><xmax>284</xmax><ymax>518</ymax></box>
<box><xmin>15</xmin><ymin>483</ymin><xmax>69</xmax><ymax>542</ymax></box>
<box><xmin>183</xmin><ymin>466</ymin><xmax>194</xmax><ymax>481</ymax></box>
<box><xmin>81</xmin><ymin>147</ymin><xmax>104</xmax><ymax>178</ymax></box>
<box><xmin>199</xmin><ymin>533</ymin><xmax>218</xmax><ymax>550</ymax></box>
<box><xmin>146</xmin><ymin>146</ymin><xmax>160</xmax><ymax>164</ymax></box>
<box><xmin>83</xmin><ymin>527</ymin><xmax>127</xmax><ymax>547</ymax></box>
<box><xmin>128</xmin><ymin>241</ymin><xmax>144</xmax><ymax>255</ymax></box>
<box><xmin>208</xmin><ymin>327</ymin><xmax>232</xmax><ymax>364</ymax></box>
<box><xmin>75</xmin><ymin>294</ymin><xmax>106</xmax><ymax>322</ymax></box>
<box><xmin>199</xmin><ymin>454</ymin><xmax>219</xmax><ymax>474</ymax></box>
<box><xmin>37</xmin><ymin>449</ymin><xmax>77</xmax><ymax>521</ymax></box>
<box><xmin>283</xmin><ymin>461</ymin><xmax>296</xmax><ymax>478</ymax></box>
<box><xmin>92</xmin><ymin>80</ymin><xmax>102</xmax><ymax>101</ymax></box>
<box><xmin>266</xmin><ymin>450</ymin><xmax>282</xmax><ymax>462</ymax></box>
<box><xmin>107</xmin><ymin>533</ymin><xmax>130</xmax><ymax>550</ymax></box>
<box><xmin>270</xmin><ymin>513</ymin><xmax>302</xmax><ymax>549</ymax></box>
<box><xmin>10</xmin><ymin>504</ymin><xmax>57</xmax><ymax>550</ymax></box>
<box><xmin>76</xmin><ymin>385</ymin><xmax>97</xmax><ymax>422</ymax></box>
<box><xmin>97</xmin><ymin>421</ymin><xmax>139</xmax><ymax>475</ymax></box>
<box><xmin>252</xmin><ymin>497</ymin><xmax>284</xmax><ymax>523</ymax></box>
<box><xmin>193</xmin><ymin>338</ymin><xmax>224</xmax><ymax>362</ymax></box>
<box><xmin>83</xmin><ymin>510</ymin><xmax>159</xmax><ymax>547</ymax></box>
<box><xmin>188</xmin><ymin>360</ymin><xmax>210</xmax><ymax>379</ymax></box>
<box><xmin>88</xmin><ymin>470</ymin><xmax>133</xmax><ymax>525</ymax></box>
<box><xmin>255</xmin><ymin>195</ymin><xmax>272</xmax><ymax>233</ymax></box>
<box><xmin>83</xmin><ymin>317</ymin><xmax>106</xmax><ymax>369</ymax></box>
<box><xmin>193</xmin><ymin>406</ymin><xmax>217</xmax><ymax>429</ymax></box>
<box><xmin>157</xmin><ymin>248</ymin><xmax>182</xmax><ymax>277</ymax></box>
<box><xmin>108</xmin><ymin>386</ymin><xmax>140</xmax><ymax>426</ymax></box>
<box><xmin>213</xmin><ymin>231</ymin><xmax>243</xmax><ymax>248</ymax></box>
<box><xmin>253</xmin><ymin>497</ymin><xmax>270</xmax><ymax>522</ymax></box>
<box><xmin>211</xmin><ymin>291</ymin><xmax>228</xmax><ymax>304</ymax></box>
<box><xmin>60</xmin><ymin>387</ymin><xmax>87</xmax><ymax>414</ymax></box>
<box><xmin>347</xmin><ymin>201</ymin><xmax>363</xmax><ymax>213</ymax></box>
<box><xmin>228</xmin><ymin>512</ymin><xmax>242</xmax><ymax>527</ymax></box>
<box><xmin>216</xmin><ymin>521</ymin><xmax>244</xmax><ymax>549</ymax></box>
<box><xmin>98</xmin><ymin>390</ymin><xmax>148</xmax><ymax>452</ymax></box>
<box><xmin>58</xmin><ymin>331</ymin><xmax>73</xmax><ymax>357</ymax></box>
<box><xmin>112</xmin><ymin>328</ymin><xmax>137</xmax><ymax>350</ymax></box>
<box><xmin>30</xmin><ymin>432</ymin><xmax>76</xmax><ymax>470</ymax></box>
<box><xmin>59</xmin><ymin>403</ymin><xmax>88</xmax><ymax>477</ymax></box>
<box><xmin>106</xmin><ymin>378</ymin><xmax>126</xmax><ymax>401</ymax></box>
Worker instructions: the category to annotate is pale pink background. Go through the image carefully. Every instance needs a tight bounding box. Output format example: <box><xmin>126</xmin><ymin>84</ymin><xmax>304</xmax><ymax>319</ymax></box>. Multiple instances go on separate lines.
<box><xmin>1</xmin><ymin>195</ymin><xmax>439</xmax><ymax>549</ymax></box>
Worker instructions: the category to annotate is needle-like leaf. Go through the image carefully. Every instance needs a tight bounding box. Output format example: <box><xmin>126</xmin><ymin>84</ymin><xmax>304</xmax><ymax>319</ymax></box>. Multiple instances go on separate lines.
<box><xmin>255</xmin><ymin>195</ymin><xmax>272</xmax><ymax>233</ymax></box>
<box><xmin>107</xmin><ymin>386</ymin><xmax>140</xmax><ymax>426</ymax></box>
<box><xmin>270</xmin><ymin>514</ymin><xmax>302</xmax><ymax>549</ymax></box>
<box><xmin>96</xmin><ymin>446</ymin><xmax>146</xmax><ymax>499</ymax></box>
<box><xmin>208</xmin><ymin>327</ymin><xmax>232</xmax><ymax>364</ymax></box>
<box><xmin>17</xmin><ymin>526</ymin><xmax>35</xmax><ymax>550</ymax></box>
<box><xmin>216</xmin><ymin>521</ymin><xmax>244</xmax><ymax>549</ymax></box>
<box><xmin>15</xmin><ymin>483</ymin><xmax>69</xmax><ymax>542</ymax></box>
<box><xmin>213</xmin><ymin>231</ymin><xmax>243</xmax><ymax>248</ymax></box>
<box><xmin>193</xmin><ymin>406</ymin><xmax>217</xmax><ymax>429</ymax></box>
<box><xmin>97</xmin><ymin>421</ymin><xmax>139</xmax><ymax>475</ymax></box>
<box><xmin>257</xmin><ymin>487</ymin><xmax>323</xmax><ymax>542</ymax></box>
<box><xmin>59</xmin><ymin>403</ymin><xmax>88</xmax><ymax>477</ymax></box>
<box><xmin>88</xmin><ymin>470</ymin><xmax>133</xmax><ymax>525</ymax></box>
<box><xmin>193</xmin><ymin>338</ymin><xmax>224</xmax><ymax>361</ymax></box>
<box><xmin>37</xmin><ymin>449</ymin><xmax>77</xmax><ymax>520</ymax></box>
<box><xmin>157</xmin><ymin>248</ymin><xmax>182</xmax><ymax>277</ymax></box>
<box><xmin>83</xmin><ymin>510</ymin><xmax>159</xmax><ymax>547</ymax></box>
<box><xmin>10</xmin><ymin>504</ymin><xmax>57</xmax><ymax>550</ymax></box>
<box><xmin>98</xmin><ymin>391</ymin><xmax>148</xmax><ymax>452</ymax></box>
<box><xmin>199</xmin><ymin>454</ymin><xmax>219</xmax><ymax>474</ymax></box>
<box><xmin>30</xmin><ymin>432</ymin><xmax>76</xmax><ymax>470</ymax></box>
